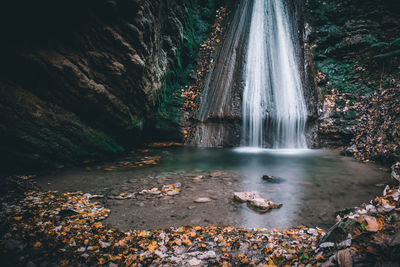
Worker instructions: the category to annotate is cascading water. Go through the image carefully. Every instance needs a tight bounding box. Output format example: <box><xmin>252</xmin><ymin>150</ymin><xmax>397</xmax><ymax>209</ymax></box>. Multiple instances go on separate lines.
<box><xmin>242</xmin><ymin>0</ymin><xmax>307</xmax><ymax>149</ymax></box>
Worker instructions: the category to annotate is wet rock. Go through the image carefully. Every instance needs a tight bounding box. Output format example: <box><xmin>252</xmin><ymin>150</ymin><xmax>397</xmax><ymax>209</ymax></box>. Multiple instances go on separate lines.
<box><xmin>233</xmin><ymin>192</ymin><xmax>262</xmax><ymax>202</ymax></box>
<box><xmin>246</xmin><ymin>198</ymin><xmax>283</xmax><ymax>213</ymax></box>
<box><xmin>391</xmin><ymin>163</ymin><xmax>400</xmax><ymax>184</ymax></box>
<box><xmin>337</xmin><ymin>248</ymin><xmax>353</xmax><ymax>267</ymax></box>
<box><xmin>262</xmin><ymin>175</ymin><xmax>285</xmax><ymax>183</ymax></box>
<box><xmin>194</xmin><ymin>197</ymin><xmax>212</xmax><ymax>203</ymax></box>
<box><xmin>388</xmin><ymin>229</ymin><xmax>400</xmax><ymax>247</ymax></box>
<box><xmin>322</xmin><ymin>219</ymin><xmax>359</xmax><ymax>244</ymax></box>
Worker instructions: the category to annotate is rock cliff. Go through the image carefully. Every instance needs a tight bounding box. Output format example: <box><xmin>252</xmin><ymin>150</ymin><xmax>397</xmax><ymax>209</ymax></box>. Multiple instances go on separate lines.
<box><xmin>306</xmin><ymin>0</ymin><xmax>400</xmax><ymax>161</ymax></box>
<box><xmin>0</xmin><ymin>0</ymin><xmax>219</xmax><ymax>171</ymax></box>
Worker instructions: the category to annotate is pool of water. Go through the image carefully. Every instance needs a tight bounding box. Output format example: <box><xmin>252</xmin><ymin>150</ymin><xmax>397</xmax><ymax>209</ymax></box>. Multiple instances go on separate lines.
<box><xmin>37</xmin><ymin>148</ymin><xmax>390</xmax><ymax>230</ymax></box>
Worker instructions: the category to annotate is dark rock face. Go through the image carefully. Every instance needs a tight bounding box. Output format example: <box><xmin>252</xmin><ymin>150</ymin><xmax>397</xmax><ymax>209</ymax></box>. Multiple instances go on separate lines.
<box><xmin>305</xmin><ymin>0</ymin><xmax>400</xmax><ymax>152</ymax></box>
<box><xmin>0</xmin><ymin>0</ymin><xmax>196</xmax><ymax>171</ymax></box>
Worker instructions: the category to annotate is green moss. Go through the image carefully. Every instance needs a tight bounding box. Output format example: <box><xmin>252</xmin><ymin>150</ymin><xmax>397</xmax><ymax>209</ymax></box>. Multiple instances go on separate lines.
<box><xmin>88</xmin><ymin>134</ymin><xmax>124</xmax><ymax>153</ymax></box>
<box><xmin>155</xmin><ymin>0</ymin><xmax>218</xmax><ymax>126</ymax></box>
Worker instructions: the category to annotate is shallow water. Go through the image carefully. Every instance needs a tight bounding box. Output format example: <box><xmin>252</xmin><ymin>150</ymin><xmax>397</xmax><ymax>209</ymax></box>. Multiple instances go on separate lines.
<box><xmin>38</xmin><ymin>148</ymin><xmax>390</xmax><ymax>230</ymax></box>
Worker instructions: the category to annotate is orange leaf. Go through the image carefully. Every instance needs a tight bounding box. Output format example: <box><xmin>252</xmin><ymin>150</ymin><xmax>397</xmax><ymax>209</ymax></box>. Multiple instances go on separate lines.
<box><xmin>33</xmin><ymin>241</ymin><xmax>42</xmax><ymax>248</ymax></box>
<box><xmin>147</xmin><ymin>241</ymin><xmax>158</xmax><ymax>252</ymax></box>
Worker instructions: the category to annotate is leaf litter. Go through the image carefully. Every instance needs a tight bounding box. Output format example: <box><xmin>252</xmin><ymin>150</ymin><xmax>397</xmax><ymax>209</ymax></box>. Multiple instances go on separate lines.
<box><xmin>1</xmin><ymin>174</ymin><xmax>400</xmax><ymax>265</ymax></box>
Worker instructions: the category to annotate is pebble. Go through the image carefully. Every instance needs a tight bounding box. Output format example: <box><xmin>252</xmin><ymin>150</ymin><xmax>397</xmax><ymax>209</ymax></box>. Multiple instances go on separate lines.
<box><xmin>193</xmin><ymin>176</ymin><xmax>204</xmax><ymax>183</ymax></box>
<box><xmin>194</xmin><ymin>197</ymin><xmax>212</xmax><ymax>203</ymax></box>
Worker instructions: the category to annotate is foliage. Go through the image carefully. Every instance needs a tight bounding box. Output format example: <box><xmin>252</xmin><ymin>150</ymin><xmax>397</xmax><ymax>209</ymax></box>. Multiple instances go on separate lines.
<box><xmin>155</xmin><ymin>0</ymin><xmax>217</xmax><ymax>127</ymax></box>
<box><xmin>316</xmin><ymin>59</ymin><xmax>359</xmax><ymax>94</ymax></box>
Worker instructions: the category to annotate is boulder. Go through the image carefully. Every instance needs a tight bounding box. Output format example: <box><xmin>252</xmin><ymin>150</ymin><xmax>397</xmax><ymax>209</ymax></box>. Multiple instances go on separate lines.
<box><xmin>233</xmin><ymin>192</ymin><xmax>262</xmax><ymax>202</ymax></box>
<box><xmin>246</xmin><ymin>198</ymin><xmax>282</xmax><ymax>213</ymax></box>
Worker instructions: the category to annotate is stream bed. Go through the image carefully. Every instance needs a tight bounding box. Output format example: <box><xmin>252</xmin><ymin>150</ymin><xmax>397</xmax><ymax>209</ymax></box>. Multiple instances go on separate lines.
<box><xmin>37</xmin><ymin>148</ymin><xmax>390</xmax><ymax>231</ymax></box>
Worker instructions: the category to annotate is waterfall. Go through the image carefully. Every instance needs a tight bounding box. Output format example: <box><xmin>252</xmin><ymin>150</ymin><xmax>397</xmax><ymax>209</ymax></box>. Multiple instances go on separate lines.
<box><xmin>242</xmin><ymin>0</ymin><xmax>307</xmax><ymax>149</ymax></box>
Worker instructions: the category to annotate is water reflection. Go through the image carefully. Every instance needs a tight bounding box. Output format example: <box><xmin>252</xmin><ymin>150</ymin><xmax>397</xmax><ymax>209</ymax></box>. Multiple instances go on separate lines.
<box><xmin>158</xmin><ymin>148</ymin><xmax>388</xmax><ymax>229</ymax></box>
<box><xmin>38</xmin><ymin>148</ymin><xmax>389</xmax><ymax>230</ymax></box>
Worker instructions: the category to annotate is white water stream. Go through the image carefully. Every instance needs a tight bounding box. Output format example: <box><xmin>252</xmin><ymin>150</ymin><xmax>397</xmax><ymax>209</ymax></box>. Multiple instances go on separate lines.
<box><xmin>242</xmin><ymin>0</ymin><xmax>307</xmax><ymax>148</ymax></box>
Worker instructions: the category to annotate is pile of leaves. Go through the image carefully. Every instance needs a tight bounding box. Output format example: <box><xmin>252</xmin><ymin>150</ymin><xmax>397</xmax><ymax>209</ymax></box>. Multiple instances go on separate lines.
<box><xmin>182</xmin><ymin>7</ymin><xmax>226</xmax><ymax>140</ymax></box>
<box><xmin>350</xmin><ymin>76</ymin><xmax>400</xmax><ymax>163</ymax></box>
<box><xmin>100</xmin><ymin>155</ymin><xmax>161</xmax><ymax>172</ymax></box>
<box><xmin>2</xmin><ymin>176</ymin><xmax>400</xmax><ymax>266</ymax></box>
<box><xmin>314</xmin><ymin>184</ymin><xmax>400</xmax><ymax>265</ymax></box>
<box><xmin>146</xmin><ymin>142</ymin><xmax>183</xmax><ymax>148</ymax></box>
<box><xmin>1</xmin><ymin>176</ymin><xmax>327</xmax><ymax>266</ymax></box>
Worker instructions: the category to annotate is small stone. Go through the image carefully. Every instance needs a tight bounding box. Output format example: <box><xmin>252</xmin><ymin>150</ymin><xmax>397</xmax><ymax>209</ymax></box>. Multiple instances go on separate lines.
<box><xmin>194</xmin><ymin>197</ymin><xmax>212</xmax><ymax>203</ymax></box>
<box><xmin>188</xmin><ymin>258</ymin><xmax>203</xmax><ymax>266</ymax></box>
<box><xmin>262</xmin><ymin>175</ymin><xmax>285</xmax><ymax>183</ymax></box>
<box><xmin>188</xmin><ymin>205</ymin><xmax>196</xmax><ymax>210</ymax></box>
<box><xmin>193</xmin><ymin>176</ymin><xmax>204</xmax><ymax>183</ymax></box>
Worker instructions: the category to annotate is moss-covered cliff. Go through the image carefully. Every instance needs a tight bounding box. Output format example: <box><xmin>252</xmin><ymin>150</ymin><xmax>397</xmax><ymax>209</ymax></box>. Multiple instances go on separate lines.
<box><xmin>306</xmin><ymin>0</ymin><xmax>400</xmax><ymax>164</ymax></box>
<box><xmin>0</xmin><ymin>0</ymin><xmax>221</xmax><ymax>172</ymax></box>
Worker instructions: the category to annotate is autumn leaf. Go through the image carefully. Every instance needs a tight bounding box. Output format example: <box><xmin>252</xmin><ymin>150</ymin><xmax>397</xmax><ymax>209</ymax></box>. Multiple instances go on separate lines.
<box><xmin>33</xmin><ymin>241</ymin><xmax>42</xmax><ymax>248</ymax></box>
<box><xmin>147</xmin><ymin>241</ymin><xmax>158</xmax><ymax>252</ymax></box>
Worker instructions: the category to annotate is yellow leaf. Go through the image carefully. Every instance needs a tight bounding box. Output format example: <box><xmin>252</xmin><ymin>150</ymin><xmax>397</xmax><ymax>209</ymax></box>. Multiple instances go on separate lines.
<box><xmin>13</xmin><ymin>216</ymin><xmax>22</xmax><ymax>221</ymax></box>
<box><xmin>33</xmin><ymin>241</ymin><xmax>42</xmax><ymax>248</ymax></box>
<box><xmin>93</xmin><ymin>222</ymin><xmax>103</xmax><ymax>228</ymax></box>
<box><xmin>147</xmin><ymin>241</ymin><xmax>158</xmax><ymax>252</ymax></box>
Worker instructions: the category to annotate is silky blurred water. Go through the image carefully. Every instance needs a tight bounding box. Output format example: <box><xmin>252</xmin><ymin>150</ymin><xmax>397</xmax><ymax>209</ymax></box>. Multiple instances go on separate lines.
<box><xmin>242</xmin><ymin>0</ymin><xmax>307</xmax><ymax>148</ymax></box>
<box><xmin>156</xmin><ymin>148</ymin><xmax>388</xmax><ymax>228</ymax></box>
